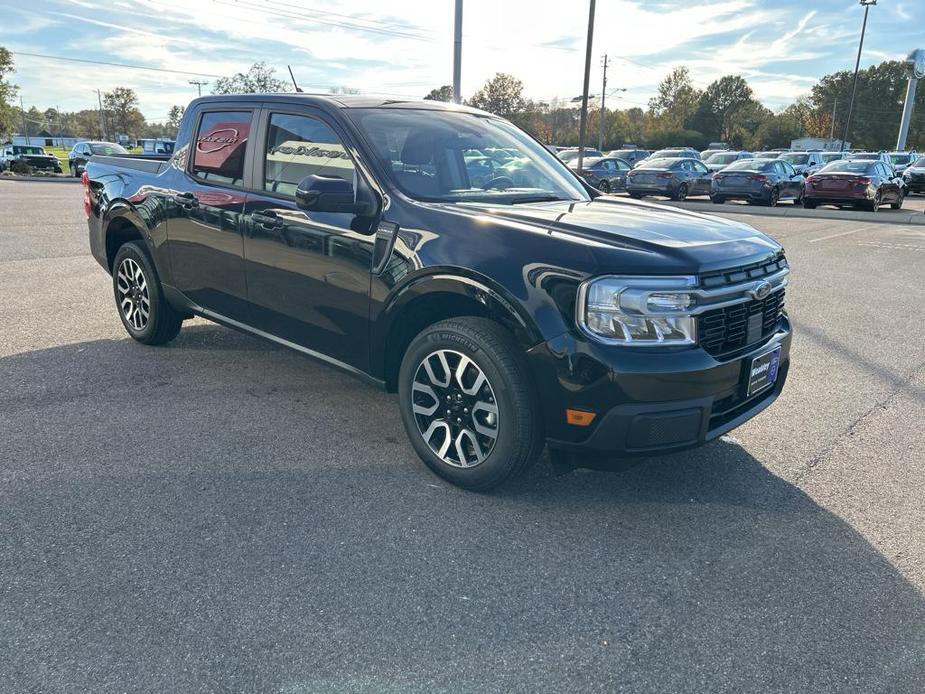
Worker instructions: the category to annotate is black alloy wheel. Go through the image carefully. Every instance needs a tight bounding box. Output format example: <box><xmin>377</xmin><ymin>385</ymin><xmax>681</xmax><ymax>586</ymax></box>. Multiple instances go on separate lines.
<box><xmin>112</xmin><ymin>242</ymin><xmax>183</xmax><ymax>345</ymax></box>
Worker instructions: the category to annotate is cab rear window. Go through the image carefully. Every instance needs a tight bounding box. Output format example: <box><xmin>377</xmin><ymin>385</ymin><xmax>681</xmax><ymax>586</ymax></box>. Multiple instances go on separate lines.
<box><xmin>191</xmin><ymin>111</ymin><xmax>252</xmax><ymax>186</ymax></box>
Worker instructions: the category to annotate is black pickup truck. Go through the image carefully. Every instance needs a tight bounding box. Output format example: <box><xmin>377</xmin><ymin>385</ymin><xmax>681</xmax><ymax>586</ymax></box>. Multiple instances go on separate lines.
<box><xmin>83</xmin><ymin>94</ymin><xmax>791</xmax><ymax>490</ymax></box>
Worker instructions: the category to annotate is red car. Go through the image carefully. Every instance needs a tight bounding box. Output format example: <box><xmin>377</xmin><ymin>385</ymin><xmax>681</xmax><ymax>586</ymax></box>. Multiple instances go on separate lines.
<box><xmin>803</xmin><ymin>159</ymin><xmax>906</xmax><ymax>211</ymax></box>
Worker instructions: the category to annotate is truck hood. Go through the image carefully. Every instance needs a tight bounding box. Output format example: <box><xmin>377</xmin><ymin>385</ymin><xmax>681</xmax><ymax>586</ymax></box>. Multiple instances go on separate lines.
<box><xmin>454</xmin><ymin>197</ymin><xmax>781</xmax><ymax>272</ymax></box>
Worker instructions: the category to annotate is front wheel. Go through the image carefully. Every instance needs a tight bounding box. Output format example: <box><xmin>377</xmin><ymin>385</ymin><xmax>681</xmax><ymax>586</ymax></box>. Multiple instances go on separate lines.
<box><xmin>803</xmin><ymin>199</ymin><xmax>817</xmax><ymax>209</ymax></box>
<box><xmin>398</xmin><ymin>317</ymin><xmax>543</xmax><ymax>491</ymax></box>
<box><xmin>628</xmin><ymin>192</ymin><xmax>643</xmax><ymax>199</ymax></box>
<box><xmin>891</xmin><ymin>190</ymin><xmax>905</xmax><ymax>210</ymax></box>
<box><xmin>112</xmin><ymin>242</ymin><xmax>183</xmax><ymax>345</ymax></box>
<box><xmin>711</xmin><ymin>195</ymin><xmax>725</xmax><ymax>204</ymax></box>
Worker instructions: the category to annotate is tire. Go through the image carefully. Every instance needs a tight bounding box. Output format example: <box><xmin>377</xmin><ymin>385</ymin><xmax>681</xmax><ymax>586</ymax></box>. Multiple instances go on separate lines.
<box><xmin>672</xmin><ymin>183</ymin><xmax>688</xmax><ymax>201</ymax></box>
<box><xmin>803</xmin><ymin>199</ymin><xmax>817</xmax><ymax>209</ymax></box>
<box><xmin>112</xmin><ymin>241</ymin><xmax>183</xmax><ymax>345</ymax></box>
<box><xmin>70</xmin><ymin>162</ymin><xmax>78</xmax><ymax>178</ymax></box>
<box><xmin>869</xmin><ymin>191</ymin><xmax>881</xmax><ymax>212</ymax></box>
<box><xmin>793</xmin><ymin>188</ymin><xmax>803</xmax><ymax>206</ymax></box>
<box><xmin>398</xmin><ymin>317</ymin><xmax>543</xmax><ymax>491</ymax></box>
<box><xmin>598</xmin><ymin>180</ymin><xmax>610</xmax><ymax>193</ymax></box>
<box><xmin>766</xmin><ymin>187</ymin><xmax>780</xmax><ymax>207</ymax></box>
<box><xmin>711</xmin><ymin>195</ymin><xmax>725</xmax><ymax>204</ymax></box>
<box><xmin>891</xmin><ymin>190</ymin><xmax>905</xmax><ymax>210</ymax></box>
<box><xmin>628</xmin><ymin>192</ymin><xmax>643</xmax><ymax>199</ymax></box>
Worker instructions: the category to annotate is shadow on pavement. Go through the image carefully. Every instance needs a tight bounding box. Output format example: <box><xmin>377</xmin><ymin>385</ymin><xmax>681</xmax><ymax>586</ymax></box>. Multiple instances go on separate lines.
<box><xmin>2</xmin><ymin>325</ymin><xmax>923</xmax><ymax>692</ymax></box>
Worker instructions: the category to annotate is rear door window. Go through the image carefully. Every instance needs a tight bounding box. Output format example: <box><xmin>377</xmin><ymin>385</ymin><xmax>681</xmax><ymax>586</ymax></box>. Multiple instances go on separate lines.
<box><xmin>191</xmin><ymin>111</ymin><xmax>252</xmax><ymax>186</ymax></box>
<box><xmin>263</xmin><ymin>112</ymin><xmax>356</xmax><ymax>197</ymax></box>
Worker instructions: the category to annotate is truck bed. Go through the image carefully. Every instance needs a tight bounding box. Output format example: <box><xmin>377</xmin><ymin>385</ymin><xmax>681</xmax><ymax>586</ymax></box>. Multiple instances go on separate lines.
<box><xmin>90</xmin><ymin>154</ymin><xmax>171</xmax><ymax>176</ymax></box>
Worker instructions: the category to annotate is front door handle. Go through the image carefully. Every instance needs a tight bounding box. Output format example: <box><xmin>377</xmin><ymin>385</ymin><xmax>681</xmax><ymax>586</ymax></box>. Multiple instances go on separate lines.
<box><xmin>251</xmin><ymin>211</ymin><xmax>284</xmax><ymax>229</ymax></box>
<box><xmin>173</xmin><ymin>192</ymin><xmax>199</xmax><ymax>209</ymax></box>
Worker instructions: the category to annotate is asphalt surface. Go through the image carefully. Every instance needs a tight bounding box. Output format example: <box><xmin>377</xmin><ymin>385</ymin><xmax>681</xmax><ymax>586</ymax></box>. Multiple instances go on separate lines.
<box><xmin>2</xmin><ymin>179</ymin><xmax>924</xmax><ymax>693</ymax></box>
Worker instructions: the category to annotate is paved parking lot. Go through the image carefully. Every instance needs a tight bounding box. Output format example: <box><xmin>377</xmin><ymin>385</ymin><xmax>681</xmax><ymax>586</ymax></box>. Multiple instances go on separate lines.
<box><xmin>2</xmin><ymin>178</ymin><xmax>924</xmax><ymax>693</ymax></box>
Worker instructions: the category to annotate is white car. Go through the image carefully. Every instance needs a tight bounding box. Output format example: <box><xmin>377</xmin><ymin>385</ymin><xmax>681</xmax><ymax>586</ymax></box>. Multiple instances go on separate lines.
<box><xmin>779</xmin><ymin>151</ymin><xmax>824</xmax><ymax>176</ymax></box>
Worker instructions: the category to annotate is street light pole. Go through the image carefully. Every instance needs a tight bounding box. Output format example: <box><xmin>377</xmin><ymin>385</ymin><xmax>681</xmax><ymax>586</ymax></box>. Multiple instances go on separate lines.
<box><xmin>577</xmin><ymin>0</ymin><xmax>596</xmax><ymax>173</ymax></box>
<box><xmin>453</xmin><ymin>0</ymin><xmax>463</xmax><ymax>103</ymax></box>
<box><xmin>189</xmin><ymin>80</ymin><xmax>208</xmax><ymax>97</ymax></box>
<box><xmin>841</xmin><ymin>0</ymin><xmax>876</xmax><ymax>151</ymax></box>
<box><xmin>598</xmin><ymin>54</ymin><xmax>608</xmax><ymax>152</ymax></box>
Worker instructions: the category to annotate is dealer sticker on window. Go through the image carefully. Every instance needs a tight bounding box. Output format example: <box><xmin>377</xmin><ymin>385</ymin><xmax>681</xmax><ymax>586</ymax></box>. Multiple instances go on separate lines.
<box><xmin>747</xmin><ymin>346</ymin><xmax>782</xmax><ymax>397</ymax></box>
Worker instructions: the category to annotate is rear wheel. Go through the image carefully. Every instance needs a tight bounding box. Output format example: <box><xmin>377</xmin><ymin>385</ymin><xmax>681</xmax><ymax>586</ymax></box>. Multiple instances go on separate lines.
<box><xmin>803</xmin><ymin>199</ymin><xmax>817</xmax><ymax>209</ymax></box>
<box><xmin>711</xmin><ymin>195</ymin><xmax>725</xmax><ymax>204</ymax></box>
<box><xmin>766</xmin><ymin>187</ymin><xmax>780</xmax><ymax>207</ymax></box>
<box><xmin>112</xmin><ymin>242</ymin><xmax>183</xmax><ymax>345</ymax></box>
<box><xmin>598</xmin><ymin>180</ymin><xmax>611</xmax><ymax>193</ymax></box>
<box><xmin>398</xmin><ymin>317</ymin><xmax>543</xmax><ymax>491</ymax></box>
<box><xmin>869</xmin><ymin>191</ymin><xmax>882</xmax><ymax>212</ymax></box>
<box><xmin>629</xmin><ymin>192</ymin><xmax>643</xmax><ymax>199</ymax></box>
<box><xmin>890</xmin><ymin>190</ymin><xmax>905</xmax><ymax>210</ymax></box>
<box><xmin>672</xmin><ymin>183</ymin><xmax>689</xmax><ymax>201</ymax></box>
<box><xmin>69</xmin><ymin>162</ymin><xmax>77</xmax><ymax>177</ymax></box>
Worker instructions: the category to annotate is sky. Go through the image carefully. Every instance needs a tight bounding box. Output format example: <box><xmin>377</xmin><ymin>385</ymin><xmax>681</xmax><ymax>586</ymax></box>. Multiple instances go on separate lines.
<box><xmin>1</xmin><ymin>0</ymin><xmax>922</xmax><ymax>123</ymax></box>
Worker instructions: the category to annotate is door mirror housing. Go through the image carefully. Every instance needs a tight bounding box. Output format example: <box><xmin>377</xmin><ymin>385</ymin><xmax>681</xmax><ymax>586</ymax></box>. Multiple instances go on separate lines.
<box><xmin>295</xmin><ymin>174</ymin><xmax>375</xmax><ymax>215</ymax></box>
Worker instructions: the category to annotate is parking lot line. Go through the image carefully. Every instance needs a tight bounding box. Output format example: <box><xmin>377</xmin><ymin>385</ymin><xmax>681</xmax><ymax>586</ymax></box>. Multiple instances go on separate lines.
<box><xmin>808</xmin><ymin>227</ymin><xmax>869</xmax><ymax>243</ymax></box>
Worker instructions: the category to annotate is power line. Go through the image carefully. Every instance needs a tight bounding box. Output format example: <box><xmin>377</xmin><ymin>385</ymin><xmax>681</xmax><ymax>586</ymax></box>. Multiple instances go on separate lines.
<box><xmin>10</xmin><ymin>51</ymin><xmax>223</xmax><ymax>78</ymax></box>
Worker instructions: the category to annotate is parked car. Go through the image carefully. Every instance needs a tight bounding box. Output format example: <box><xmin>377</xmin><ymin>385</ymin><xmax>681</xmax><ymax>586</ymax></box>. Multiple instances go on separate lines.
<box><xmin>83</xmin><ymin>94</ymin><xmax>792</xmax><ymax>491</ymax></box>
<box><xmin>753</xmin><ymin>151</ymin><xmax>783</xmax><ymax>159</ymax></box>
<box><xmin>140</xmin><ymin>138</ymin><xmax>176</xmax><ymax>155</ymax></box>
<box><xmin>803</xmin><ymin>159</ymin><xmax>906</xmax><ymax>211</ymax></box>
<box><xmin>642</xmin><ymin>147</ymin><xmax>701</xmax><ymax>163</ymax></box>
<box><xmin>0</xmin><ymin>144</ymin><xmax>62</xmax><ymax>173</ymax></box>
<box><xmin>887</xmin><ymin>151</ymin><xmax>919</xmax><ymax>176</ymax></box>
<box><xmin>778</xmin><ymin>151</ymin><xmax>824</xmax><ymax>176</ymax></box>
<box><xmin>558</xmin><ymin>147</ymin><xmax>603</xmax><ymax>163</ymax></box>
<box><xmin>625</xmin><ymin>157</ymin><xmax>713</xmax><ymax>200</ymax></box>
<box><xmin>845</xmin><ymin>151</ymin><xmax>892</xmax><ymax>167</ymax></box>
<box><xmin>68</xmin><ymin>141</ymin><xmax>128</xmax><ymax>176</ymax></box>
<box><xmin>711</xmin><ymin>158</ymin><xmax>805</xmax><ymax>206</ymax></box>
<box><xmin>700</xmin><ymin>149</ymin><xmax>727</xmax><ymax>160</ymax></box>
<box><xmin>570</xmin><ymin>156</ymin><xmax>632</xmax><ymax>192</ymax></box>
<box><xmin>902</xmin><ymin>155</ymin><xmax>925</xmax><ymax>194</ymax></box>
<box><xmin>702</xmin><ymin>150</ymin><xmax>754</xmax><ymax>173</ymax></box>
<box><xmin>606</xmin><ymin>148</ymin><xmax>649</xmax><ymax>166</ymax></box>
<box><xmin>818</xmin><ymin>151</ymin><xmax>845</xmax><ymax>166</ymax></box>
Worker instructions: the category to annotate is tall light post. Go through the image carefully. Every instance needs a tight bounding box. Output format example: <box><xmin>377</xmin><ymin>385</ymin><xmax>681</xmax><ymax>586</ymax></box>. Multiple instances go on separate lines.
<box><xmin>453</xmin><ymin>0</ymin><xmax>463</xmax><ymax>103</ymax></box>
<box><xmin>189</xmin><ymin>80</ymin><xmax>208</xmax><ymax>97</ymax></box>
<box><xmin>841</xmin><ymin>0</ymin><xmax>876</xmax><ymax>151</ymax></box>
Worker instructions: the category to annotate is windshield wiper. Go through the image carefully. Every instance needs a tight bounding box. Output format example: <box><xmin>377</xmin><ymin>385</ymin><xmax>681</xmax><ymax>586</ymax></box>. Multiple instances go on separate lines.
<box><xmin>509</xmin><ymin>195</ymin><xmax>568</xmax><ymax>204</ymax></box>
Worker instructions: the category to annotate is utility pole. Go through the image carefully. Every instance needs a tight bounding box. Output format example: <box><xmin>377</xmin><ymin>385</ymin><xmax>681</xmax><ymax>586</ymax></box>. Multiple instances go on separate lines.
<box><xmin>829</xmin><ymin>99</ymin><xmax>837</xmax><ymax>140</ymax></box>
<box><xmin>598</xmin><ymin>54</ymin><xmax>608</xmax><ymax>152</ymax></box>
<box><xmin>452</xmin><ymin>0</ymin><xmax>463</xmax><ymax>103</ymax></box>
<box><xmin>20</xmin><ymin>95</ymin><xmax>29</xmax><ymax>145</ymax></box>
<box><xmin>842</xmin><ymin>0</ymin><xmax>876</xmax><ymax>151</ymax></box>
<box><xmin>577</xmin><ymin>0</ymin><xmax>596</xmax><ymax>173</ymax></box>
<box><xmin>189</xmin><ymin>80</ymin><xmax>208</xmax><ymax>97</ymax></box>
<box><xmin>96</xmin><ymin>89</ymin><xmax>105</xmax><ymax>141</ymax></box>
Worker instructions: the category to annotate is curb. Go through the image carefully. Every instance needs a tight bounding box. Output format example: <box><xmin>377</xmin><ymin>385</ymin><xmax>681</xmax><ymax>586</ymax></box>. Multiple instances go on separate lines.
<box><xmin>661</xmin><ymin>199</ymin><xmax>925</xmax><ymax>226</ymax></box>
<box><xmin>0</xmin><ymin>175</ymin><xmax>79</xmax><ymax>183</ymax></box>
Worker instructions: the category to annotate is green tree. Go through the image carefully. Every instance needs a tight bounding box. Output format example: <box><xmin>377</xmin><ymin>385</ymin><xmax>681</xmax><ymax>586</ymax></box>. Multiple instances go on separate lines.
<box><xmin>212</xmin><ymin>62</ymin><xmax>288</xmax><ymax>94</ymax></box>
<box><xmin>0</xmin><ymin>47</ymin><xmax>18</xmax><ymax>138</ymax></box>
<box><xmin>166</xmin><ymin>105</ymin><xmax>185</xmax><ymax>133</ymax></box>
<box><xmin>648</xmin><ymin>66</ymin><xmax>701</xmax><ymax>130</ymax></box>
<box><xmin>103</xmin><ymin>86</ymin><xmax>145</xmax><ymax>137</ymax></box>
<box><xmin>424</xmin><ymin>85</ymin><xmax>454</xmax><ymax>102</ymax></box>
<box><xmin>468</xmin><ymin>73</ymin><xmax>526</xmax><ymax>118</ymax></box>
<box><xmin>691</xmin><ymin>75</ymin><xmax>755</xmax><ymax>141</ymax></box>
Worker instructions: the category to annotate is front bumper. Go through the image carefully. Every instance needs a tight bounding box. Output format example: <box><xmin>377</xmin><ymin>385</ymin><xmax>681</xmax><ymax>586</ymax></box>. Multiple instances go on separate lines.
<box><xmin>528</xmin><ymin>317</ymin><xmax>792</xmax><ymax>456</ymax></box>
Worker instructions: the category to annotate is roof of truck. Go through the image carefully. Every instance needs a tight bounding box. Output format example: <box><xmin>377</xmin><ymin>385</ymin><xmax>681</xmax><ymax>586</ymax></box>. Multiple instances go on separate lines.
<box><xmin>188</xmin><ymin>93</ymin><xmax>489</xmax><ymax>115</ymax></box>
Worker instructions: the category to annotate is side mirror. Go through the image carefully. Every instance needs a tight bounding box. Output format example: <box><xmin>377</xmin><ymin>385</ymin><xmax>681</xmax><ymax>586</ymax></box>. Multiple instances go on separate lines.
<box><xmin>295</xmin><ymin>174</ymin><xmax>373</xmax><ymax>215</ymax></box>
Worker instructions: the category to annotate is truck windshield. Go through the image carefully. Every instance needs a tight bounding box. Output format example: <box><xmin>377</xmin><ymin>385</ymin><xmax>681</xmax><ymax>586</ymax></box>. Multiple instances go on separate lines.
<box><xmin>13</xmin><ymin>146</ymin><xmax>45</xmax><ymax>155</ymax></box>
<box><xmin>348</xmin><ymin>108</ymin><xmax>589</xmax><ymax>204</ymax></box>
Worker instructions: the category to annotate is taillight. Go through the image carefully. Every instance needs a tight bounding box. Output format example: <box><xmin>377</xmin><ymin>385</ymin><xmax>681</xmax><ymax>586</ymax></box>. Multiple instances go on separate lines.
<box><xmin>749</xmin><ymin>174</ymin><xmax>767</xmax><ymax>182</ymax></box>
<box><xmin>81</xmin><ymin>171</ymin><xmax>91</xmax><ymax>217</ymax></box>
<box><xmin>656</xmin><ymin>172</ymin><xmax>673</xmax><ymax>179</ymax></box>
<box><xmin>857</xmin><ymin>176</ymin><xmax>871</xmax><ymax>185</ymax></box>
<box><xmin>713</xmin><ymin>173</ymin><xmax>724</xmax><ymax>180</ymax></box>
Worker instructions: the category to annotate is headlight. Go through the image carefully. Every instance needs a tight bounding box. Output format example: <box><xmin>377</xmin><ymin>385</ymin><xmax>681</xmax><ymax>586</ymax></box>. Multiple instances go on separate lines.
<box><xmin>577</xmin><ymin>276</ymin><xmax>697</xmax><ymax>346</ymax></box>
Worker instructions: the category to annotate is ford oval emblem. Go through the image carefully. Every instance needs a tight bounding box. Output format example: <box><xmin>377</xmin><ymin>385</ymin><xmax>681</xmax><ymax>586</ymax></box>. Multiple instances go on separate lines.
<box><xmin>751</xmin><ymin>281</ymin><xmax>772</xmax><ymax>300</ymax></box>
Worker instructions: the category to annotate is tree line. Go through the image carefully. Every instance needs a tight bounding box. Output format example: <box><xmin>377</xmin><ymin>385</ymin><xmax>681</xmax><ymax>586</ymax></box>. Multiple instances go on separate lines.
<box><xmin>2</xmin><ymin>49</ymin><xmax>922</xmax><ymax>151</ymax></box>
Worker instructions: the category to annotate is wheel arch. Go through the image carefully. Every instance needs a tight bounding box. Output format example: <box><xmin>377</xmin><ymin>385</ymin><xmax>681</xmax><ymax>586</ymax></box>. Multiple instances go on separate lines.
<box><xmin>376</xmin><ymin>272</ymin><xmax>544</xmax><ymax>392</ymax></box>
<box><xmin>103</xmin><ymin>203</ymin><xmax>151</xmax><ymax>271</ymax></box>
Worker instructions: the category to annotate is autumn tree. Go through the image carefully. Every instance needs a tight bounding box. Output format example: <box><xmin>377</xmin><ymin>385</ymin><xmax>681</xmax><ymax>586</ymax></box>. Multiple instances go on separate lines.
<box><xmin>212</xmin><ymin>62</ymin><xmax>288</xmax><ymax>94</ymax></box>
<box><xmin>468</xmin><ymin>73</ymin><xmax>526</xmax><ymax>118</ymax></box>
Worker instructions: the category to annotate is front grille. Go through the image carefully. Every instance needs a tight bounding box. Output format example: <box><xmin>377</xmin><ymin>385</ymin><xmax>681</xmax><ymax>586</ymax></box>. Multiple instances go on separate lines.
<box><xmin>699</xmin><ymin>289</ymin><xmax>785</xmax><ymax>357</ymax></box>
<box><xmin>699</xmin><ymin>251</ymin><xmax>787</xmax><ymax>289</ymax></box>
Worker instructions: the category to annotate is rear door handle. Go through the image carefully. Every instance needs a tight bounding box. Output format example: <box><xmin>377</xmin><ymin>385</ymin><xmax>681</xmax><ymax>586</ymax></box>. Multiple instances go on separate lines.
<box><xmin>173</xmin><ymin>192</ymin><xmax>199</xmax><ymax>209</ymax></box>
<box><xmin>251</xmin><ymin>211</ymin><xmax>284</xmax><ymax>229</ymax></box>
